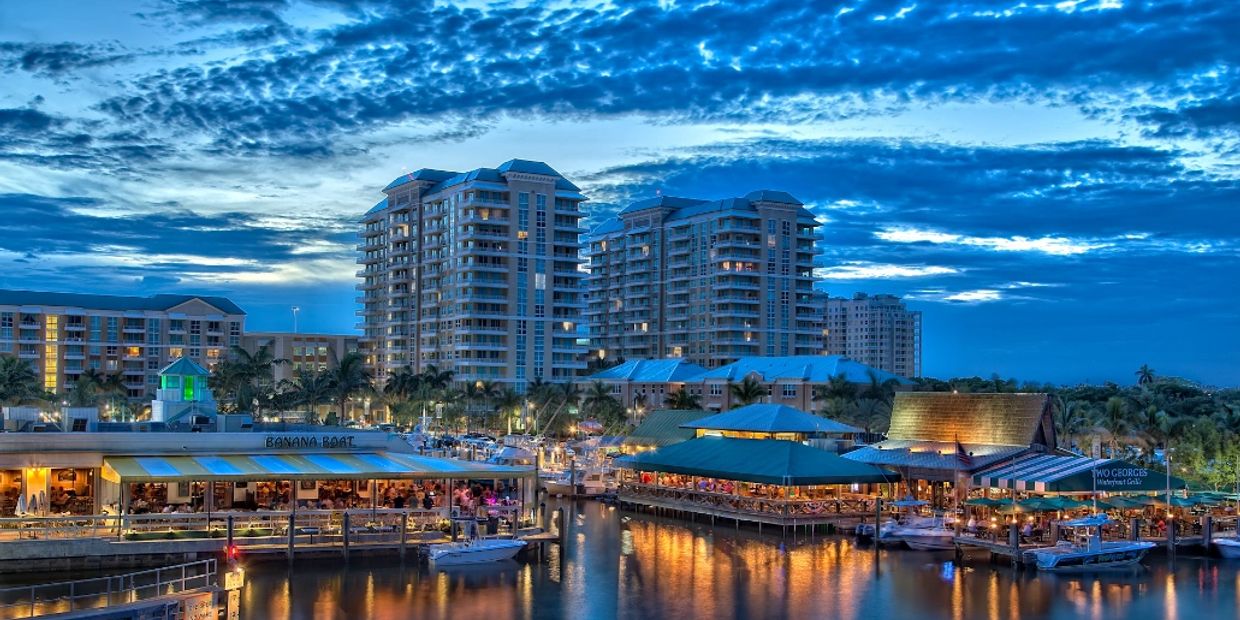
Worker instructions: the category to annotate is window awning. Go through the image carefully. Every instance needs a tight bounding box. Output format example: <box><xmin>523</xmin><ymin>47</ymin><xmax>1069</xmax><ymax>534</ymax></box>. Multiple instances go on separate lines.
<box><xmin>101</xmin><ymin>452</ymin><xmax>533</xmax><ymax>483</ymax></box>
<box><xmin>971</xmin><ymin>453</ymin><xmax>1185</xmax><ymax>493</ymax></box>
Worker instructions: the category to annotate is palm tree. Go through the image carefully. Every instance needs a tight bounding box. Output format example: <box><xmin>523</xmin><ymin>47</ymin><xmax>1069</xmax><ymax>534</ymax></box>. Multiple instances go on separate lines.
<box><xmin>1052</xmin><ymin>397</ymin><xmax>1093</xmax><ymax>451</ymax></box>
<box><xmin>1094</xmin><ymin>396</ymin><xmax>1139</xmax><ymax>458</ymax></box>
<box><xmin>814</xmin><ymin>373</ymin><xmax>858</xmax><ymax>403</ymax></box>
<box><xmin>419</xmin><ymin>364</ymin><xmax>454</xmax><ymax>390</ymax></box>
<box><xmin>861</xmin><ymin>369</ymin><xmax>900</xmax><ymax>406</ymax></box>
<box><xmin>847</xmin><ymin>398</ymin><xmax>892</xmax><ymax>434</ymax></box>
<box><xmin>1136</xmin><ymin>364</ymin><xmax>1156</xmax><ymax>386</ymax></box>
<box><xmin>492</xmin><ymin>387</ymin><xmax>523</xmax><ymax>434</ymax></box>
<box><xmin>327</xmin><ymin>352</ymin><xmax>372</xmax><ymax>424</ymax></box>
<box><xmin>292</xmin><ymin>369</ymin><xmax>335</xmax><ymax>423</ymax></box>
<box><xmin>729</xmin><ymin>376</ymin><xmax>767</xmax><ymax>406</ymax></box>
<box><xmin>665</xmin><ymin>388</ymin><xmax>701</xmax><ymax>410</ymax></box>
<box><xmin>0</xmin><ymin>355</ymin><xmax>42</xmax><ymax>406</ymax></box>
<box><xmin>582</xmin><ymin>381</ymin><xmax>616</xmax><ymax>415</ymax></box>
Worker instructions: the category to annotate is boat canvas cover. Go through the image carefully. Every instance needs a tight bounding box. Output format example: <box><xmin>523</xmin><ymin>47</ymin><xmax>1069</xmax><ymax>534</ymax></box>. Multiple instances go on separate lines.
<box><xmin>971</xmin><ymin>453</ymin><xmax>1185</xmax><ymax>493</ymax></box>
<box><xmin>102</xmin><ymin>452</ymin><xmax>534</xmax><ymax>482</ymax></box>
<box><xmin>614</xmin><ymin>436</ymin><xmax>894</xmax><ymax>486</ymax></box>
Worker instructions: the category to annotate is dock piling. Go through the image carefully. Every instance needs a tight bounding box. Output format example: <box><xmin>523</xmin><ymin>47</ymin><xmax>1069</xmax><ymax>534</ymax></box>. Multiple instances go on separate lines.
<box><xmin>343</xmin><ymin>512</ymin><xmax>351</xmax><ymax>560</ymax></box>
<box><xmin>1203</xmin><ymin>516</ymin><xmax>1213</xmax><ymax>553</ymax></box>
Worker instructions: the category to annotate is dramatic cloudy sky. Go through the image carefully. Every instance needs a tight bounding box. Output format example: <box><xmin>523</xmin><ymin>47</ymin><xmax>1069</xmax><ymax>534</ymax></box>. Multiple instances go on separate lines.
<box><xmin>1</xmin><ymin>0</ymin><xmax>1236</xmax><ymax>385</ymax></box>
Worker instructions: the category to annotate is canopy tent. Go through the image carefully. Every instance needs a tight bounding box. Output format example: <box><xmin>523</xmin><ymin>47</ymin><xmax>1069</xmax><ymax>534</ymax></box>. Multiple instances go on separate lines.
<box><xmin>963</xmin><ymin>497</ymin><xmax>1004</xmax><ymax>507</ymax></box>
<box><xmin>614</xmin><ymin>436</ymin><xmax>896</xmax><ymax>486</ymax></box>
<box><xmin>102</xmin><ymin>452</ymin><xmax>534</xmax><ymax>483</ymax></box>
<box><xmin>972</xmin><ymin>453</ymin><xmax>1186</xmax><ymax>493</ymax></box>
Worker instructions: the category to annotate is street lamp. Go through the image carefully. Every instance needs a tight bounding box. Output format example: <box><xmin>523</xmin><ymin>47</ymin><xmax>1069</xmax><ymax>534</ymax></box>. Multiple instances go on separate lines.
<box><xmin>291</xmin><ymin>306</ymin><xmax>300</xmax><ymax>334</ymax></box>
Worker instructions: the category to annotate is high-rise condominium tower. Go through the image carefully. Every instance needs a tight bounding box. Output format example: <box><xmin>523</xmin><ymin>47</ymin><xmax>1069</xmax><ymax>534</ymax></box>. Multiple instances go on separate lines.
<box><xmin>822</xmin><ymin>293</ymin><xmax>922</xmax><ymax>378</ymax></box>
<box><xmin>358</xmin><ymin>160</ymin><xmax>587</xmax><ymax>389</ymax></box>
<box><xmin>585</xmin><ymin>191</ymin><xmax>821</xmax><ymax>368</ymax></box>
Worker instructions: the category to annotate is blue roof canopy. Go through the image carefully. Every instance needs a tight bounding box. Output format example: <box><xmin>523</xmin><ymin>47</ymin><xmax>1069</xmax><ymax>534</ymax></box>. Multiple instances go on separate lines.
<box><xmin>588</xmin><ymin>358</ymin><xmax>708</xmax><ymax>383</ymax></box>
<box><xmin>615</xmin><ymin>436</ymin><xmax>895</xmax><ymax>486</ymax></box>
<box><xmin>696</xmin><ymin>355</ymin><xmax>911</xmax><ymax>384</ymax></box>
<box><xmin>682</xmin><ymin>404</ymin><xmax>861</xmax><ymax>434</ymax></box>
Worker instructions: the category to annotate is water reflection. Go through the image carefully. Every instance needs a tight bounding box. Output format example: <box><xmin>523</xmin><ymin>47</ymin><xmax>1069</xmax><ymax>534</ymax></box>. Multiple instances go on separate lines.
<box><xmin>239</xmin><ymin>500</ymin><xmax>1238</xmax><ymax>619</ymax></box>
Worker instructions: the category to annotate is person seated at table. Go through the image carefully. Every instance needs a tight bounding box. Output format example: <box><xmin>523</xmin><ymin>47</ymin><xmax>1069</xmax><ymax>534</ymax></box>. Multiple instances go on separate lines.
<box><xmin>966</xmin><ymin>516</ymin><xmax>978</xmax><ymax>533</ymax></box>
<box><xmin>162</xmin><ymin>504</ymin><xmax>176</xmax><ymax>514</ymax></box>
<box><xmin>423</xmin><ymin>492</ymin><xmax>435</xmax><ymax>510</ymax></box>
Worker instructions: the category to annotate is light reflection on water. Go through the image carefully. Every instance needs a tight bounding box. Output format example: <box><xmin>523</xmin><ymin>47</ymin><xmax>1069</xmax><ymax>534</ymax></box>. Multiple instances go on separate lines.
<box><xmin>238</xmin><ymin>500</ymin><xmax>1240</xmax><ymax>619</ymax></box>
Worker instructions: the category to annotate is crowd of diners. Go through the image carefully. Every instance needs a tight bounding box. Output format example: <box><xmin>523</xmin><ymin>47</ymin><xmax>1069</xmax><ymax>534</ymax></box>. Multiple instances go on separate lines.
<box><xmin>112</xmin><ymin>478</ymin><xmax>522</xmax><ymax>516</ymax></box>
<box><xmin>632</xmin><ymin>471</ymin><xmax>857</xmax><ymax>501</ymax></box>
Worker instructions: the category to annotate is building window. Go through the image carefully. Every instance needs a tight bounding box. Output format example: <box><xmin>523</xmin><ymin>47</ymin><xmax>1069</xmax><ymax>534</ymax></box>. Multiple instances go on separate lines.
<box><xmin>709</xmin><ymin>384</ymin><xmax>722</xmax><ymax>396</ymax></box>
<box><xmin>782</xmin><ymin>384</ymin><xmax>797</xmax><ymax>399</ymax></box>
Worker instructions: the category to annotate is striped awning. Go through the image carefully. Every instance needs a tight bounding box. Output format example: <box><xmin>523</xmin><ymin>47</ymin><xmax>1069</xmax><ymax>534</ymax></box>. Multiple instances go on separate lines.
<box><xmin>101</xmin><ymin>452</ymin><xmax>533</xmax><ymax>483</ymax></box>
<box><xmin>971</xmin><ymin>453</ymin><xmax>1183</xmax><ymax>493</ymax></box>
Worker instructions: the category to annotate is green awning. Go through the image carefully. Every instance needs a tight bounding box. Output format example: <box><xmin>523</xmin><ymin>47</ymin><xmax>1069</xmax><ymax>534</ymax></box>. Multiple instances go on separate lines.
<box><xmin>614</xmin><ymin>436</ymin><xmax>896</xmax><ymax>486</ymax></box>
<box><xmin>972</xmin><ymin>453</ymin><xmax>1185</xmax><ymax>493</ymax></box>
<box><xmin>102</xmin><ymin>452</ymin><xmax>533</xmax><ymax>483</ymax></box>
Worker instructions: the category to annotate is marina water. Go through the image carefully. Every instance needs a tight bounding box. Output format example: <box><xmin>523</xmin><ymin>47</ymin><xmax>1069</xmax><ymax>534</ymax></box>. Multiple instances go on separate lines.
<box><xmin>238</xmin><ymin>499</ymin><xmax>1240</xmax><ymax>619</ymax></box>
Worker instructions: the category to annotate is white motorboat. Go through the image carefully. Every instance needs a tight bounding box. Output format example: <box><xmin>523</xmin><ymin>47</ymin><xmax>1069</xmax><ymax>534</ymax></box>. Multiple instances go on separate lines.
<box><xmin>1214</xmin><ymin>538</ymin><xmax>1240</xmax><ymax>559</ymax></box>
<box><xmin>429</xmin><ymin>538</ymin><xmax>527</xmax><ymax>566</ymax></box>
<box><xmin>1028</xmin><ymin>515</ymin><xmax>1155</xmax><ymax>572</ymax></box>
<box><xmin>543</xmin><ymin>469</ymin><xmax>614</xmax><ymax>497</ymax></box>
<box><xmin>898</xmin><ymin>526</ymin><xmax>956</xmax><ymax>550</ymax></box>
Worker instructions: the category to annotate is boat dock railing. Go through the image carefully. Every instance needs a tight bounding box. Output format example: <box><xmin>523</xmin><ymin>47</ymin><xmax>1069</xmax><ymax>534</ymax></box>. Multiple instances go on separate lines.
<box><xmin>0</xmin><ymin>505</ymin><xmax>524</xmax><ymax>545</ymax></box>
<box><xmin>0</xmin><ymin>558</ymin><xmax>216</xmax><ymax>619</ymax></box>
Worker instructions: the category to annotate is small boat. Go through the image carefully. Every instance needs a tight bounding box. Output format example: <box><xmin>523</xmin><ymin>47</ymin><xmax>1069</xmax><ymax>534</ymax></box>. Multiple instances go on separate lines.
<box><xmin>543</xmin><ymin>469</ymin><xmax>614</xmax><ymax>497</ymax></box>
<box><xmin>892</xmin><ymin>515</ymin><xmax>956</xmax><ymax>550</ymax></box>
<box><xmin>429</xmin><ymin>538</ymin><xmax>527</xmax><ymax>566</ymax></box>
<box><xmin>1028</xmin><ymin>515</ymin><xmax>1155</xmax><ymax>572</ymax></box>
<box><xmin>1214</xmin><ymin>538</ymin><xmax>1240</xmax><ymax>559</ymax></box>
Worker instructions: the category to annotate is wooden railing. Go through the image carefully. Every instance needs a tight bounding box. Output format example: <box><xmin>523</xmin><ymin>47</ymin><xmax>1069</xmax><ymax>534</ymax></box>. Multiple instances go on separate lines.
<box><xmin>620</xmin><ymin>482</ymin><xmax>877</xmax><ymax>519</ymax></box>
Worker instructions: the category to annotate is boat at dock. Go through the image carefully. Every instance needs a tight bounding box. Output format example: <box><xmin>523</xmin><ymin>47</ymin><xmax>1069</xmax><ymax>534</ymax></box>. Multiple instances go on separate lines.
<box><xmin>428</xmin><ymin>538</ymin><xmax>527</xmax><ymax>566</ymax></box>
<box><xmin>543</xmin><ymin>469</ymin><xmax>615</xmax><ymax>497</ymax></box>
<box><xmin>1028</xmin><ymin>515</ymin><xmax>1155</xmax><ymax>571</ymax></box>
<box><xmin>1213</xmin><ymin>538</ymin><xmax>1240</xmax><ymax>559</ymax></box>
<box><xmin>891</xmin><ymin>514</ymin><xmax>957</xmax><ymax>550</ymax></box>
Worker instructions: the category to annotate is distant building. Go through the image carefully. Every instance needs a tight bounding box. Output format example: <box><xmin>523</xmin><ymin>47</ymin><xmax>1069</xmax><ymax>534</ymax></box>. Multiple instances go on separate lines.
<box><xmin>821</xmin><ymin>293</ymin><xmax>922</xmax><ymax>378</ymax></box>
<box><xmin>588</xmin><ymin>355</ymin><xmax>912</xmax><ymax>411</ymax></box>
<box><xmin>241</xmin><ymin>332</ymin><xmax>359</xmax><ymax>383</ymax></box>
<box><xmin>585</xmin><ymin>191</ymin><xmax>822</xmax><ymax>369</ymax></box>
<box><xmin>358</xmin><ymin>160</ymin><xmax>587</xmax><ymax>390</ymax></box>
<box><xmin>0</xmin><ymin>289</ymin><xmax>245</xmax><ymax>399</ymax></box>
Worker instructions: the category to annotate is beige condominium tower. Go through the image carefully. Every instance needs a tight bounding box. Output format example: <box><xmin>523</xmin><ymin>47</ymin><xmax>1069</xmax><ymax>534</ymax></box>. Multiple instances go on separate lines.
<box><xmin>585</xmin><ymin>191</ymin><xmax>822</xmax><ymax>368</ymax></box>
<box><xmin>358</xmin><ymin>160</ymin><xmax>587</xmax><ymax>389</ymax></box>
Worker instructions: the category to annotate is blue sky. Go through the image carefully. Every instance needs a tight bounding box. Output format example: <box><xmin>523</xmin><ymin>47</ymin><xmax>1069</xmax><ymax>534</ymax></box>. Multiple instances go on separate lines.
<box><xmin>0</xmin><ymin>0</ymin><xmax>1236</xmax><ymax>385</ymax></box>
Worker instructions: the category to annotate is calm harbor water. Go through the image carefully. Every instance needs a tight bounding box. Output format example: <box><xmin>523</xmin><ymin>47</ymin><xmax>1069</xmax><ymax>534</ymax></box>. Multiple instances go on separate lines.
<box><xmin>239</xmin><ymin>500</ymin><xmax>1240</xmax><ymax>619</ymax></box>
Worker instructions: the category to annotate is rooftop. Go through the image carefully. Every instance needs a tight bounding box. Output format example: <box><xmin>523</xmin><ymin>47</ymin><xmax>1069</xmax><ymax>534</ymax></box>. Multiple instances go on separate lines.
<box><xmin>886</xmin><ymin>392</ymin><xmax>1054</xmax><ymax>447</ymax></box>
<box><xmin>606</xmin><ymin>189</ymin><xmax>816</xmax><ymax>226</ymax></box>
<box><xmin>624</xmin><ymin>409</ymin><xmax>706</xmax><ymax>448</ymax></box>
<box><xmin>694</xmin><ymin>355</ymin><xmax>912</xmax><ymax>384</ymax></box>
<box><xmin>160</xmin><ymin>357</ymin><xmax>210</xmax><ymax>377</ymax></box>
<box><xmin>681</xmin><ymin>404</ymin><xmax>860</xmax><ymax>435</ymax></box>
<box><xmin>587</xmin><ymin>358</ymin><xmax>709</xmax><ymax>383</ymax></box>
<box><xmin>843</xmin><ymin>439</ymin><xmax>1027</xmax><ymax>473</ymax></box>
<box><xmin>0</xmin><ymin>289</ymin><xmax>245</xmax><ymax>315</ymax></box>
<box><xmin>381</xmin><ymin>159</ymin><xmax>581</xmax><ymax>196</ymax></box>
<box><xmin>616</xmin><ymin>436</ymin><xmax>896</xmax><ymax>486</ymax></box>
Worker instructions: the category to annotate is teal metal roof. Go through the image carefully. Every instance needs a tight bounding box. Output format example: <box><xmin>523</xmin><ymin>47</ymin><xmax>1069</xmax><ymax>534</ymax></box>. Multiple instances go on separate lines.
<box><xmin>615</xmin><ymin>436</ymin><xmax>895</xmax><ymax>485</ymax></box>
<box><xmin>697</xmin><ymin>356</ymin><xmax>912</xmax><ymax>384</ymax></box>
<box><xmin>384</xmin><ymin>168</ymin><xmax>457</xmax><ymax>191</ymax></box>
<box><xmin>682</xmin><ymin>404</ymin><xmax>860</xmax><ymax>434</ymax></box>
<box><xmin>0</xmin><ymin>290</ymin><xmax>245</xmax><ymax>315</ymax></box>
<box><xmin>381</xmin><ymin>160</ymin><xmax>581</xmax><ymax>196</ymax></box>
<box><xmin>843</xmin><ymin>440</ymin><xmax>1026</xmax><ymax>472</ymax></box>
<box><xmin>588</xmin><ymin>358</ymin><xmax>709</xmax><ymax>383</ymax></box>
<box><xmin>160</xmin><ymin>357</ymin><xmax>209</xmax><ymax>377</ymax></box>
<box><xmin>364</xmin><ymin>198</ymin><xmax>388</xmax><ymax>216</ymax></box>
<box><xmin>745</xmin><ymin>190</ymin><xmax>803</xmax><ymax>205</ymax></box>
<box><xmin>624</xmin><ymin>409</ymin><xmax>707</xmax><ymax>448</ymax></box>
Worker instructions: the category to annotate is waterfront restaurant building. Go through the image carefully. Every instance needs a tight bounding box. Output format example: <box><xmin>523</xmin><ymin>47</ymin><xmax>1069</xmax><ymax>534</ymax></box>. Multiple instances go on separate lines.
<box><xmin>615</xmin><ymin>404</ymin><xmax>895</xmax><ymax>526</ymax></box>
<box><xmin>844</xmin><ymin>392</ymin><xmax>1056</xmax><ymax>505</ymax></box>
<box><xmin>0</xmin><ymin>431</ymin><xmax>534</xmax><ymax>519</ymax></box>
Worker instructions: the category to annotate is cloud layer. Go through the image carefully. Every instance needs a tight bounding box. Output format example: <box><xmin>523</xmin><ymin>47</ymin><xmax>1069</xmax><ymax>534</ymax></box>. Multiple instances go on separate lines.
<box><xmin>0</xmin><ymin>0</ymin><xmax>1236</xmax><ymax>384</ymax></box>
